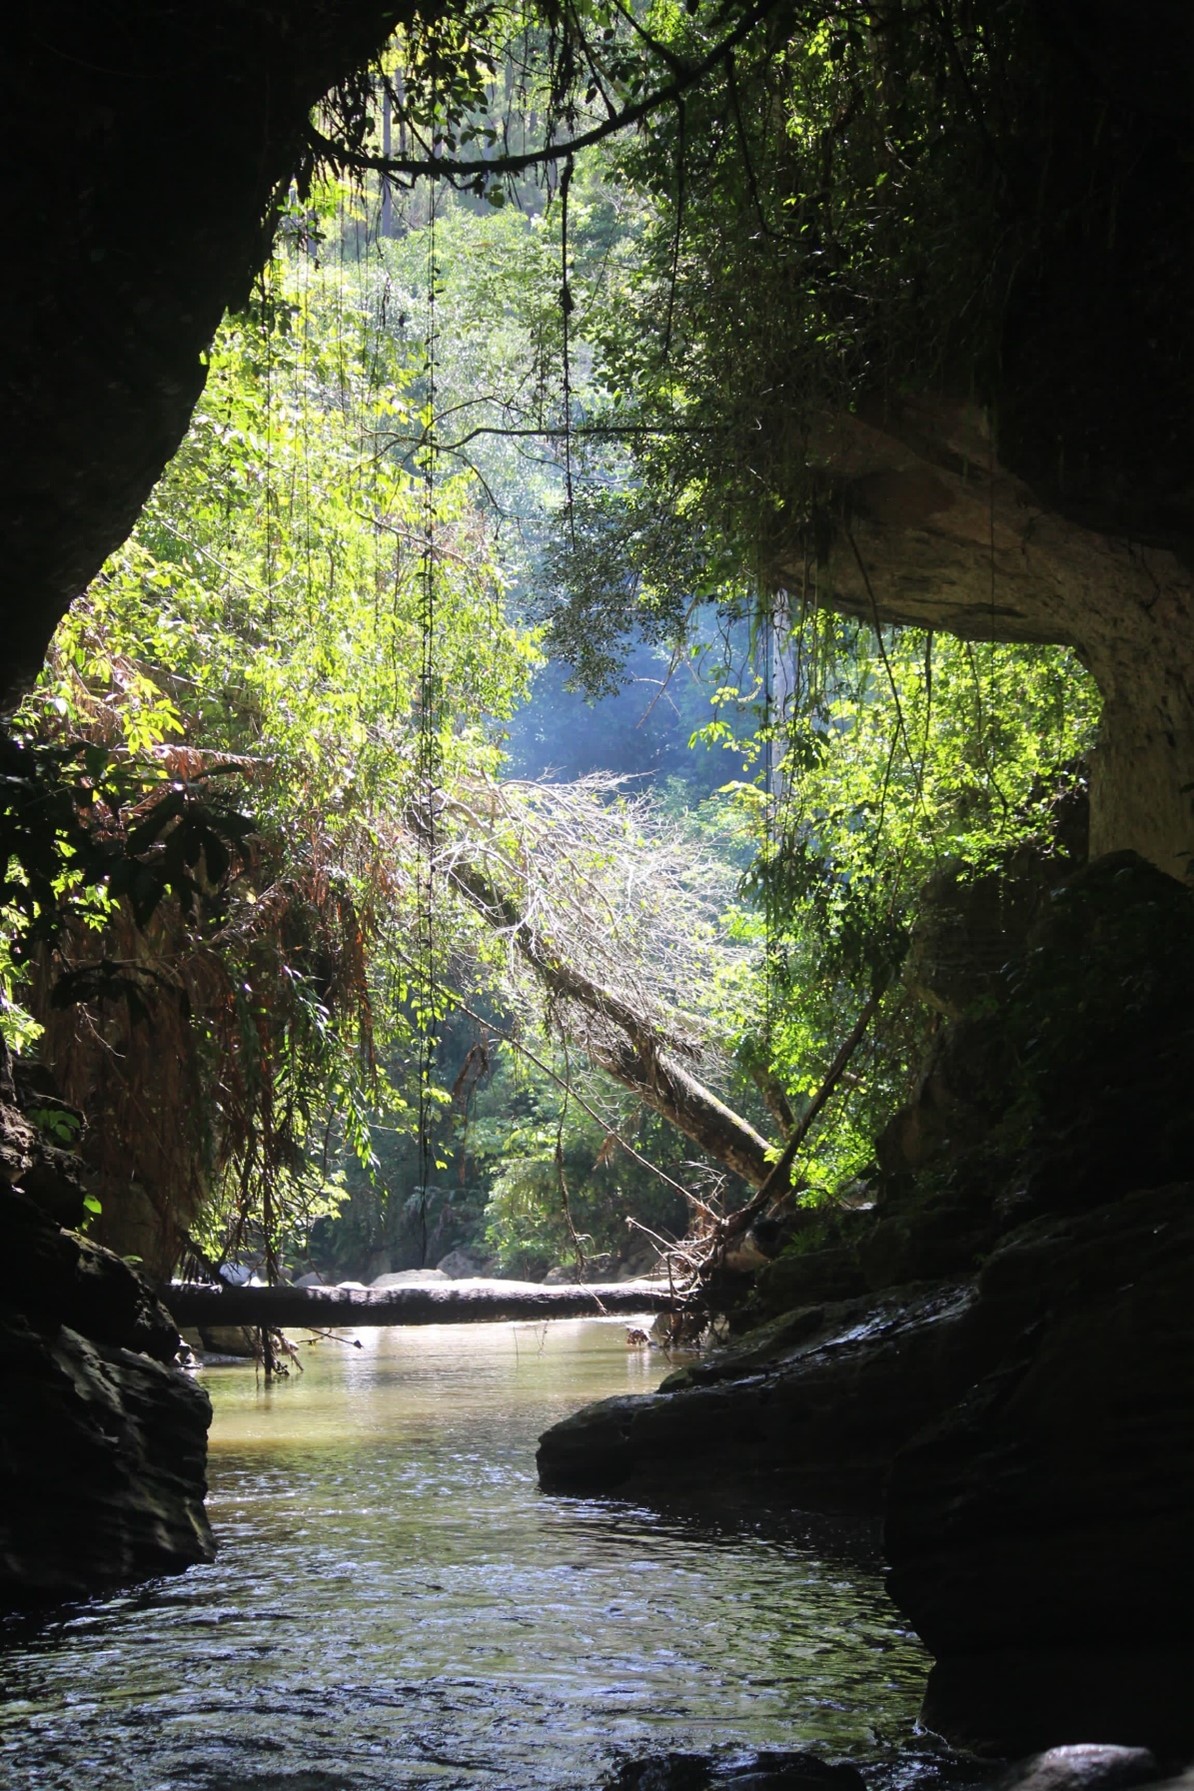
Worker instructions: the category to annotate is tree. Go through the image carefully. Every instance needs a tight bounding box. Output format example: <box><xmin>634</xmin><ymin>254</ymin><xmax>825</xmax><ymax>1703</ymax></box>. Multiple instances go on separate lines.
<box><xmin>1</xmin><ymin>0</ymin><xmax>1189</xmax><ymax>1286</ymax></box>
<box><xmin>534</xmin><ymin>2</ymin><xmax>1192</xmax><ymax>875</ymax></box>
<box><xmin>4</xmin><ymin>3</ymin><xmax>1187</xmax><ymax>879</ymax></box>
<box><xmin>9</xmin><ymin>241</ymin><xmax>537</xmax><ymax>1276</ymax></box>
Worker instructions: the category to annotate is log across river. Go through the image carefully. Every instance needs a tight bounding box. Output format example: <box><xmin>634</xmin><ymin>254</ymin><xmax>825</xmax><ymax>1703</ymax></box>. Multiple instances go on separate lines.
<box><xmin>165</xmin><ymin>1275</ymin><xmax>677</xmax><ymax>1328</ymax></box>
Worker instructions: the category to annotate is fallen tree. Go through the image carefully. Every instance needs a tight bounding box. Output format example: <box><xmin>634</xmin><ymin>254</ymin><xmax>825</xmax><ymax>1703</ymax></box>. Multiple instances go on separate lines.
<box><xmin>166</xmin><ymin>1278</ymin><xmax>674</xmax><ymax>1328</ymax></box>
<box><xmin>419</xmin><ymin>785</ymin><xmax>779</xmax><ymax>1191</ymax></box>
<box><xmin>402</xmin><ymin>778</ymin><xmax>891</xmax><ymax>1265</ymax></box>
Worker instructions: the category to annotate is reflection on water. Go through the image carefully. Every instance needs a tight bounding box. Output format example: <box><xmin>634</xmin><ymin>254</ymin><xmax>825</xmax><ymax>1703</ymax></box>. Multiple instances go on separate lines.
<box><xmin>0</xmin><ymin>1319</ymin><xmax>930</xmax><ymax>1791</ymax></box>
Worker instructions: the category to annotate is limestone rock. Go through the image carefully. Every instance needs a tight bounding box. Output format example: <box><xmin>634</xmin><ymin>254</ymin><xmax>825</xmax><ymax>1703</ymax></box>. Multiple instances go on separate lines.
<box><xmin>779</xmin><ymin>401</ymin><xmax>1193</xmax><ymax>880</ymax></box>
<box><xmin>436</xmin><ymin>1249</ymin><xmax>481</xmax><ymax>1279</ymax></box>
<box><xmin>369</xmin><ymin>1267</ymin><xmax>449</xmax><ymax>1287</ymax></box>
<box><xmin>537</xmin><ymin>1281</ymin><xmax>977</xmax><ymax>1507</ymax></box>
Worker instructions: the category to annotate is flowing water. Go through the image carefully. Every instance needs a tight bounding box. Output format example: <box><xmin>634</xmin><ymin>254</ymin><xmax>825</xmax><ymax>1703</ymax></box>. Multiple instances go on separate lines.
<box><xmin>0</xmin><ymin>1318</ymin><xmax>933</xmax><ymax>1791</ymax></box>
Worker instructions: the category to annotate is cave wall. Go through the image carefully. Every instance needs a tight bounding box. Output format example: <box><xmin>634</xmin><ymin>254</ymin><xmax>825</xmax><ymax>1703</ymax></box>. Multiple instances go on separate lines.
<box><xmin>784</xmin><ymin>400</ymin><xmax>1194</xmax><ymax>880</ymax></box>
<box><xmin>0</xmin><ymin>0</ymin><xmax>415</xmax><ymax>706</ymax></box>
<box><xmin>778</xmin><ymin>0</ymin><xmax>1194</xmax><ymax>880</ymax></box>
<box><xmin>0</xmin><ymin>1044</ymin><xmax>214</xmax><ymax>1607</ymax></box>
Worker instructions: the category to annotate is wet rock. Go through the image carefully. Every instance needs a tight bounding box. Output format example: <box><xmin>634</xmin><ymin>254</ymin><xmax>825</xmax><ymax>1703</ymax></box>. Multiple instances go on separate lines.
<box><xmin>755</xmin><ymin>1244</ymin><xmax>868</xmax><ymax>1308</ymax></box>
<box><xmin>0</xmin><ymin>1185</ymin><xmax>213</xmax><ymax>1608</ymax></box>
<box><xmin>538</xmin><ymin>1282</ymin><xmax>977</xmax><ymax>1506</ymax></box>
<box><xmin>856</xmin><ymin>1194</ymin><xmax>994</xmax><ymax>1291</ymax></box>
<box><xmin>606</xmin><ymin>1755</ymin><xmax>711</xmax><ymax>1791</ymax></box>
<box><xmin>884</xmin><ymin>1185</ymin><xmax>1194</xmax><ymax>1755</ymax></box>
<box><xmin>603</xmin><ymin>1752</ymin><xmax>868</xmax><ymax>1791</ymax></box>
<box><xmin>539</xmin><ymin>1188</ymin><xmax>1194</xmax><ymax>1754</ymax></box>
<box><xmin>991</xmin><ymin>1747</ymin><xmax>1159</xmax><ymax>1791</ymax></box>
<box><xmin>723</xmin><ymin>1758</ymin><xmax>867</xmax><ymax>1791</ymax></box>
<box><xmin>1</xmin><ymin>1315</ymin><xmax>213</xmax><ymax>1606</ymax></box>
<box><xmin>542</xmin><ymin>858</ymin><xmax>1194</xmax><ymax>1755</ymax></box>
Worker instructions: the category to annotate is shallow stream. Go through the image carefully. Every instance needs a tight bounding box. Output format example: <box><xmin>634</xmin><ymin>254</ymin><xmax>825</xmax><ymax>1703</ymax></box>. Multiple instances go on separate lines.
<box><xmin>0</xmin><ymin>1319</ymin><xmax>932</xmax><ymax>1790</ymax></box>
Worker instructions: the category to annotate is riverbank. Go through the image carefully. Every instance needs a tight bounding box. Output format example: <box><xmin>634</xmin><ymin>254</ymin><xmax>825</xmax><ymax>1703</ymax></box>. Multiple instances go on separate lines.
<box><xmin>538</xmin><ymin>856</ymin><xmax>1194</xmax><ymax>1757</ymax></box>
<box><xmin>0</xmin><ymin>1181</ymin><xmax>213</xmax><ymax>1609</ymax></box>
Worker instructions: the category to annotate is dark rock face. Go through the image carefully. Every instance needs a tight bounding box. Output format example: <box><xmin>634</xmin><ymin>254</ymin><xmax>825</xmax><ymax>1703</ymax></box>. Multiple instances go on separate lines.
<box><xmin>992</xmin><ymin>1750</ymin><xmax>1159</xmax><ymax>1791</ymax></box>
<box><xmin>0</xmin><ymin>1180</ymin><xmax>181</xmax><ymax>1365</ymax></box>
<box><xmin>539</xmin><ymin>858</ymin><xmax>1194</xmax><ymax>1755</ymax></box>
<box><xmin>540</xmin><ymin>1187</ymin><xmax>1194</xmax><ymax>1755</ymax></box>
<box><xmin>537</xmin><ymin>1282</ymin><xmax>977</xmax><ymax>1509</ymax></box>
<box><xmin>0</xmin><ymin>1</ymin><xmax>407</xmax><ymax>706</ymax></box>
<box><xmin>0</xmin><ymin>1187</ymin><xmax>214</xmax><ymax>1608</ymax></box>
<box><xmin>885</xmin><ymin>1188</ymin><xmax>1194</xmax><ymax>1756</ymax></box>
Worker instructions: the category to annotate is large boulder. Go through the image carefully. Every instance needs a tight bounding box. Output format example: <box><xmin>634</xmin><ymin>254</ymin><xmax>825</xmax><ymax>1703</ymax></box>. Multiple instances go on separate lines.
<box><xmin>538</xmin><ymin>1184</ymin><xmax>1194</xmax><ymax>1753</ymax></box>
<box><xmin>0</xmin><ymin>1186</ymin><xmax>214</xmax><ymax>1608</ymax></box>
<box><xmin>884</xmin><ymin>1186</ymin><xmax>1194</xmax><ymax>1756</ymax></box>
<box><xmin>542</xmin><ymin>854</ymin><xmax>1194</xmax><ymax>1753</ymax></box>
<box><xmin>537</xmin><ymin>1280</ymin><xmax>981</xmax><ymax>1507</ymax></box>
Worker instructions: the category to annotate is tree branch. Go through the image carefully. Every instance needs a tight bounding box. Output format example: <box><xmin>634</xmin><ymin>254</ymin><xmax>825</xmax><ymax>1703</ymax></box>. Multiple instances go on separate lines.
<box><xmin>420</xmin><ymin>822</ymin><xmax>777</xmax><ymax>1187</ymax></box>
<box><xmin>720</xmin><ymin>987</ymin><xmax>882</xmax><ymax>1237</ymax></box>
<box><xmin>306</xmin><ymin>0</ymin><xmax>784</xmax><ymax>185</ymax></box>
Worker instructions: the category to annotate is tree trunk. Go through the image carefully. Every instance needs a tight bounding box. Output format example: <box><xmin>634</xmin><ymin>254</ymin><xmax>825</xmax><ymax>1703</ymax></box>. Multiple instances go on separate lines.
<box><xmin>439</xmin><ymin>851</ymin><xmax>776</xmax><ymax>1187</ymax></box>
<box><xmin>167</xmin><ymin>1279</ymin><xmax>675</xmax><ymax>1328</ymax></box>
<box><xmin>591</xmin><ymin>1038</ymin><xmax>773</xmax><ymax>1188</ymax></box>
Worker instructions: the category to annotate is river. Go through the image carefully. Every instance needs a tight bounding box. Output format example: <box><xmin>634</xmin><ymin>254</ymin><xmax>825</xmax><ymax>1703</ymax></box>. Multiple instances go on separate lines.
<box><xmin>0</xmin><ymin>1318</ymin><xmax>934</xmax><ymax>1790</ymax></box>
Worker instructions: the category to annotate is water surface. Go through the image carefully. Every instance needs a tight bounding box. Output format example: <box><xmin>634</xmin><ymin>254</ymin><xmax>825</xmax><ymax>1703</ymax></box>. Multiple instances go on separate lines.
<box><xmin>0</xmin><ymin>1318</ymin><xmax>930</xmax><ymax>1790</ymax></box>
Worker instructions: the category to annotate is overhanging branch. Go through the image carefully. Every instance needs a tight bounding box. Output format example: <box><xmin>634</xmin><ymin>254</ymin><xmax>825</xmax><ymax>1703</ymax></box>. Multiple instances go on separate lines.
<box><xmin>307</xmin><ymin>0</ymin><xmax>785</xmax><ymax>186</ymax></box>
<box><xmin>425</xmin><ymin>827</ymin><xmax>777</xmax><ymax>1188</ymax></box>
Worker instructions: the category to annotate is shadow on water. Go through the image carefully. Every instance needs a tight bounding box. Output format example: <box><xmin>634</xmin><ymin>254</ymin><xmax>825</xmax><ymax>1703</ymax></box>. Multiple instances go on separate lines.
<box><xmin>0</xmin><ymin>1320</ymin><xmax>941</xmax><ymax>1791</ymax></box>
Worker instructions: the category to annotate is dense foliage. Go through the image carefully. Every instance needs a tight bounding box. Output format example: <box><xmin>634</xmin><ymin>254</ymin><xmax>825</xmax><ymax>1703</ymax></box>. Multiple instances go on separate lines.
<box><xmin>7</xmin><ymin>239</ymin><xmax>537</xmax><ymax>1272</ymax></box>
<box><xmin>1</xmin><ymin>0</ymin><xmax>1122</xmax><ymax>1280</ymax></box>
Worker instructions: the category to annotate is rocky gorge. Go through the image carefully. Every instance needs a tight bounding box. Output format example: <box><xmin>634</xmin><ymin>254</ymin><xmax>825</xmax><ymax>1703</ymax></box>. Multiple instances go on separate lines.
<box><xmin>538</xmin><ymin>853</ymin><xmax>1194</xmax><ymax>1758</ymax></box>
<box><xmin>0</xmin><ymin>6</ymin><xmax>1189</xmax><ymax>1777</ymax></box>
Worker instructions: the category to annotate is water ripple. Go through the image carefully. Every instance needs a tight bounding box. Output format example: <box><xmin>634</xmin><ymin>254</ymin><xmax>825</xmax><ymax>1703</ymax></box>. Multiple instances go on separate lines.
<box><xmin>0</xmin><ymin>1320</ymin><xmax>929</xmax><ymax>1790</ymax></box>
